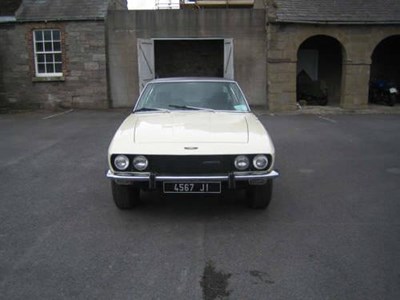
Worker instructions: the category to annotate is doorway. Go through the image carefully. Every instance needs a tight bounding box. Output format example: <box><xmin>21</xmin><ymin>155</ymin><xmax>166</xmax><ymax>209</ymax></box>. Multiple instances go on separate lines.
<box><xmin>369</xmin><ymin>35</ymin><xmax>400</xmax><ymax>105</ymax></box>
<box><xmin>297</xmin><ymin>35</ymin><xmax>343</xmax><ymax>106</ymax></box>
<box><xmin>137</xmin><ymin>38</ymin><xmax>234</xmax><ymax>90</ymax></box>
<box><xmin>155</xmin><ymin>40</ymin><xmax>223</xmax><ymax>78</ymax></box>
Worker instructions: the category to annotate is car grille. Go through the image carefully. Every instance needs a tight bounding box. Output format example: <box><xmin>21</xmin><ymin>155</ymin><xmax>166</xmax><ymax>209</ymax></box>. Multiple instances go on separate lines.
<box><xmin>111</xmin><ymin>154</ymin><xmax>272</xmax><ymax>174</ymax></box>
<box><xmin>147</xmin><ymin>155</ymin><xmax>235</xmax><ymax>175</ymax></box>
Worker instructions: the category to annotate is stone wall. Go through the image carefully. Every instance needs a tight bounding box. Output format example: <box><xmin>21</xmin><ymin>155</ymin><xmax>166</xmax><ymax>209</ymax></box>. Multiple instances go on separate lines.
<box><xmin>0</xmin><ymin>20</ymin><xmax>108</xmax><ymax>110</ymax></box>
<box><xmin>107</xmin><ymin>9</ymin><xmax>267</xmax><ymax>108</ymax></box>
<box><xmin>267</xmin><ymin>23</ymin><xmax>400</xmax><ymax>111</ymax></box>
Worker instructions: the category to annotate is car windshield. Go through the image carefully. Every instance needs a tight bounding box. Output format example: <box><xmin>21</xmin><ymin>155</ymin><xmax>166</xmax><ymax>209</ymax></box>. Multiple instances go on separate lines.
<box><xmin>134</xmin><ymin>81</ymin><xmax>250</xmax><ymax>112</ymax></box>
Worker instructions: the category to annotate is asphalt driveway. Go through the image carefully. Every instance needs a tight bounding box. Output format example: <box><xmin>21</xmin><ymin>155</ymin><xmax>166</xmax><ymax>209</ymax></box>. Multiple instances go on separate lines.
<box><xmin>0</xmin><ymin>110</ymin><xmax>399</xmax><ymax>299</ymax></box>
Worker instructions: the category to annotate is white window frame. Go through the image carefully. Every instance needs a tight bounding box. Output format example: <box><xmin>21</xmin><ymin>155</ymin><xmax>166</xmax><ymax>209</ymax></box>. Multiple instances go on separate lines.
<box><xmin>33</xmin><ymin>29</ymin><xmax>63</xmax><ymax>77</ymax></box>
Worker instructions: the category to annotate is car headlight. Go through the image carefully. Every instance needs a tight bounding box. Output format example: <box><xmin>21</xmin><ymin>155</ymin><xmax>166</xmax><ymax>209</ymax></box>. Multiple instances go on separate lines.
<box><xmin>114</xmin><ymin>155</ymin><xmax>129</xmax><ymax>171</ymax></box>
<box><xmin>133</xmin><ymin>155</ymin><xmax>148</xmax><ymax>171</ymax></box>
<box><xmin>234</xmin><ymin>155</ymin><xmax>250</xmax><ymax>171</ymax></box>
<box><xmin>253</xmin><ymin>155</ymin><xmax>269</xmax><ymax>170</ymax></box>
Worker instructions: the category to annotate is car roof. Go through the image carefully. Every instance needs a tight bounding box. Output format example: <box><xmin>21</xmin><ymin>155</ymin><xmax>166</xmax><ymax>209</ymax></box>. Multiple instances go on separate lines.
<box><xmin>148</xmin><ymin>77</ymin><xmax>237</xmax><ymax>84</ymax></box>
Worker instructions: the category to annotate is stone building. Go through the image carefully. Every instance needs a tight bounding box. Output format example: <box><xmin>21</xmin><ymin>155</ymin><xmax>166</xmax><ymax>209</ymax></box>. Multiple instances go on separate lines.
<box><xmin>267</xmin><ymin>0</ymin><xmax>400</xmax><ymax>111</ymax></box>
<box><xmin>0</xmin><ymin>0</ymin><xmax>127</xmax><ymax>110</ymax></box>
<box><xmin>1</xmin><ymin>0</ymin><xmax>399</xmax><ymax>111</ymax></box>
<box><xmin>107</xmin><ymin>0</ymin><xmax>400</xmax><ymax>111</ymax></box>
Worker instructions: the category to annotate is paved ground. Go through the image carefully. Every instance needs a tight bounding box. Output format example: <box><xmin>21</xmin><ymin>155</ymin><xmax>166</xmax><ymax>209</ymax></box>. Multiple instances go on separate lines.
<box><xmin>0</xmin><ymin>110</ymin><xmax>399</xmax><ymax>300</ymax></box>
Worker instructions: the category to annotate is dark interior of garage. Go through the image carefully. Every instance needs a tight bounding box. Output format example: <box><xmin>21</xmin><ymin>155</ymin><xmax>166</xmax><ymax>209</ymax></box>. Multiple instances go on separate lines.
<box><xmin>297</xmin><ymin>35</ymin><xmax>343</xmax><ymax>106</ymax></box>
<box><xmin>369</xmin><ymin>35</ymin><xmax>400</xmax><ymax>105</ymax></box>
<box><xmin>370</xmin><ymin>35</ymin><xmax>400</xmax><ymax>85</ymax></box>
<box><xmin>154</xmin><ymin>39</ymin><xmax>224</xmax><ymax>78</ymax></box>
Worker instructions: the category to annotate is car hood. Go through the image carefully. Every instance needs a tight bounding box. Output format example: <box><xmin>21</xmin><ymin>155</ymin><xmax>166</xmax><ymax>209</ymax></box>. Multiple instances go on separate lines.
<box><xmin>133</xmin><ymin>112</ymin><xmax>248</xmax><ymax>143</ymax></box>
<box><xmin>108</xmin><ymin>111</ymin><xmax>275</xmax><ymax>156</ymax></box>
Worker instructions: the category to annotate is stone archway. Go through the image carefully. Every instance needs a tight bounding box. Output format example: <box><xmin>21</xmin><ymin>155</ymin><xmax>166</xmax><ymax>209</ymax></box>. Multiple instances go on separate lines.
<box><xmin>369</xmin><ymin>35</ymin><xmax>400</xmax><ymax>105</ymax></box>
<box><xmin>297</xmin><ymin>35</ymin><xmax>344</xmax><ymax>106</ymax></box>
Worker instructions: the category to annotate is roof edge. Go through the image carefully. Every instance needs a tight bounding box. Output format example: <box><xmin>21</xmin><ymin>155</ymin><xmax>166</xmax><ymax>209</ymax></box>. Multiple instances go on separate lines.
<box><xmin>16</xmin><ymin>16</ymin><xmax>106</xmax><ymax>23</ymax></box>
<box><xmin>272</xmin><ymin>19</ymin><xmax>400</xmax><ymax>25</ymax></box>
<box><xmin>0</xmin><ymin>16</ymin><xmax>16</xmax><ymax>23</ymax></box>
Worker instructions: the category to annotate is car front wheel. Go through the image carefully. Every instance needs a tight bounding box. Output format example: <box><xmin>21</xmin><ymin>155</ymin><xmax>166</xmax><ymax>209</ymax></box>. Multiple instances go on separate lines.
<box><xmin>246</xmin><ymin>180</ymin><xmax>273</xmax><ymax>209</ymax></box>
<box><xmin>111</xmin><ymin>181</ymin><xmax>140</xmax><ymax>209</ymax></box>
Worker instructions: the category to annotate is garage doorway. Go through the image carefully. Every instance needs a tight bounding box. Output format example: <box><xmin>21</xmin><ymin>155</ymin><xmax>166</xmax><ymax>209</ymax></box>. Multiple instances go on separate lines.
<box><xmin>297</xmin><ymin>35</ymin><xmax>343</xmax><ymax>106</ymax></box>
<box><xmin>369</xmin><ymin>35</ymin><xmax>400</xmax><ymax>105</ymax></box>
<box><xmin>137</xmin><ymin>38</ymin><xmax>234</xmax><ymax>90</ymax></box>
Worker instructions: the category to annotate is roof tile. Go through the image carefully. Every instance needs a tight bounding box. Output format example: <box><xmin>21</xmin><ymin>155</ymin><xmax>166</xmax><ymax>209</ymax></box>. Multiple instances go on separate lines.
<box><xmin>16</xmin><ymin>0</ymin><xmax>113</xmax><ymax>21</ymax></box>
<box><xmin>274</xmin><ymin>0</ymin><xmax>400</xmax><ymax>23</ymax></box>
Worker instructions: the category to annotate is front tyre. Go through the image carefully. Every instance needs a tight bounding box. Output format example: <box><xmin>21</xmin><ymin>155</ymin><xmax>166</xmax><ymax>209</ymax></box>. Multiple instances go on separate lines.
<box><xmin>111</xmin><ymin>181</ymin><xmax>140</xmax><ymax>209</ymax></box>
<box><xmin>246</xmin><ymin>180</ymin><xmax>273</xmax><ymax>209</ymax></box>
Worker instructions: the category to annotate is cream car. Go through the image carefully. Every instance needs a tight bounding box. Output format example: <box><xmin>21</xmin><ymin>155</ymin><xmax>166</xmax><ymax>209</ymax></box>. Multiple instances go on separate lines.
<box><xmin>107</xmin><ymin>78</ymin><xmax>279</xmax><ymax>209</ymax></box>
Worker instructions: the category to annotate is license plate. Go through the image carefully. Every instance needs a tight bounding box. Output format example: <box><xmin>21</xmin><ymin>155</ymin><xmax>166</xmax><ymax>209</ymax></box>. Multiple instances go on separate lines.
<box><xmin>163</xmin><ymin>182</ymin><xmax>221</xmax><ymax>194</ymax></box>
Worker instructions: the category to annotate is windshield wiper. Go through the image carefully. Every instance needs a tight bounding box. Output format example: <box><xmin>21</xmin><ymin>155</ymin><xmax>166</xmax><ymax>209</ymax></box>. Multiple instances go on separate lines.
<box><xmin>134</xmin><ymin>107</ymin><xmax>170</xmax><ymax>113</ymax></box>
<box><xmin>169</xmin><ymin>105</ymin><xmax>215</xmax><ymax>112</ymax></box>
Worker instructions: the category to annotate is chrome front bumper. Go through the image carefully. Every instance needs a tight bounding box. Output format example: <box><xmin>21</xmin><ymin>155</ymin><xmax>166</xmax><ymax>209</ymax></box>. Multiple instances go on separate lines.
<box><xmin>106</xmin><ymin>170</ymin><xmax>279</xmax><ymax>187</ymax></box>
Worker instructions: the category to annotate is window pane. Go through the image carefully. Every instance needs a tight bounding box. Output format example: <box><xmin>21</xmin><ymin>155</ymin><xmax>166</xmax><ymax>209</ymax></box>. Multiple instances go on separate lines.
<box><xmin>36</xmin><ymin>42</ymin><xmax>43</xmax><ymax>52</ymax></box>
<box><xmin>53</xmin><ymin>30</ymin><xmax>60</xmax><ymax>41</ymax></box>
<box><xmin>45</xmin><ymin>42</ymin><xmax>52</xmax><ymax>51</ymax></box>
<box><xmin>35</xmin><ymin>31</ymin><xmax>43</xmax><ymax>41</ymax></box>
<box><xmin>44</xmin><ymin>30</ymin><xmax>52</xmax><ymax>41</ymax></box>
<box><xmin>46</xmin><ymin>54</ymin><xmax>54</xmax><ymax>63</ymax></box>
<box><xmin>55</xmin><ymin>63</ymin><xmax>62</xmax><ymax>73</ymax></box>
<box><xmin>46</xmin><ymin>64</ymin><xmax>54</xmax><ymax>73</ymax></box>
<box><xmin>38</xmin><ymin>64</ymin><xmax>45</xmax><ymax>73</ymax></box>
<box><xmin>37</xmin><ymin>54</ymin><xmax>45</xmax><ymax>63</ymax></box>
<box><xmin>53</xmin><ymin>42</ymin><xmax>61</xmax><ymax>51</ymax></box>
<box><xmin>54</xmin><ymin>53</ymin><xmax>62</xmax><ymax>62</ymax></box>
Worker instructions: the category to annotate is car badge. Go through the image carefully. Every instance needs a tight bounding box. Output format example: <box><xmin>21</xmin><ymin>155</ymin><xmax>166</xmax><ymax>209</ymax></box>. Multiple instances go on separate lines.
<box><xmin>184</xmin><ymin>147</ymin><xmax>198</xmax><ymax>150</ymax></box>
